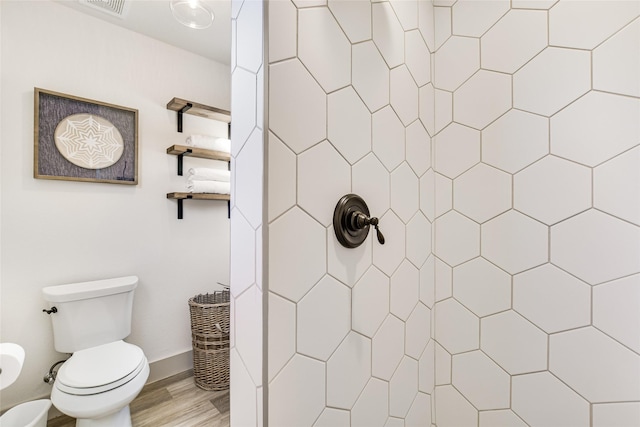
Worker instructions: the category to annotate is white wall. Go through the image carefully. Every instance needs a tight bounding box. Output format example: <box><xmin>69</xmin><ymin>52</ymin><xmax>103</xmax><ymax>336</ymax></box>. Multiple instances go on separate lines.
<box><xmin>431</xmin><ymin>1</ymin><xmax>640</xmax><ymax>426</ymax></box>
<box><xmin>0</xmin><ymin>0</ymin><xmax>231</xmax><ymax>411</ymax></box>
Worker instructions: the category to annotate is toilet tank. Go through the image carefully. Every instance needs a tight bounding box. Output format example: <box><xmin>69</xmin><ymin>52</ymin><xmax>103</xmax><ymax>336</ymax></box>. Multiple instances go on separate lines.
<box><xmin>42</xmin><ymin>276</ymin><xmax>138</xmax><ymax>353</ymax></box>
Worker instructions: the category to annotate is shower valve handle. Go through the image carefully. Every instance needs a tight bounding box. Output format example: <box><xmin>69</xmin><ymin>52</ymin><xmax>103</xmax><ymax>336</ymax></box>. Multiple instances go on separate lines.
<box><xmin>351</xmin><ymin>212</ymin><xmax>385</xmax><ymax>245</ymax></box>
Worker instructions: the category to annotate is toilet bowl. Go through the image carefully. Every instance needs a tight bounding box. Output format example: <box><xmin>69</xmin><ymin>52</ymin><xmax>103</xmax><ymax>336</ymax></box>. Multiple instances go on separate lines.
<box><xmin>42</xmin><ymin>276</ymin><xmax>149</xmax><ymax>427</ymax></box>
<box><xmin>0</xmin><ymin>399</ymin><xmax>52</xmax><ymax>427</ymax></box>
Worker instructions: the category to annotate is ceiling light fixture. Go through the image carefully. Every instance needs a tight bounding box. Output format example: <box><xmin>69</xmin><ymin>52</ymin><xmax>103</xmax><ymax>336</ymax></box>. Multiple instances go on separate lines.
<box><xmin>170</xmin><ymin>0</ymin><xmax>214</xmax><ymax>30</ymax></box>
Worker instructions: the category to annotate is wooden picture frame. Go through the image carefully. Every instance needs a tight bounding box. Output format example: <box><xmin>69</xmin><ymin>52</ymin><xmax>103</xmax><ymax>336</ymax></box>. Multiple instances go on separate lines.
<box><xmin>34</xmin><ymin>88</ymin><xmax>138</xmax><ymax>185</ymax></box>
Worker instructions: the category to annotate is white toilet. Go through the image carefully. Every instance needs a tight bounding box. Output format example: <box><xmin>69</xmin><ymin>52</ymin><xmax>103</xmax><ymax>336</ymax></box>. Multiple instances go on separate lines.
<box><xmin>42</xmin><ymin>276</ymin><xmax>149</xmax><ymax>427</ymax></box>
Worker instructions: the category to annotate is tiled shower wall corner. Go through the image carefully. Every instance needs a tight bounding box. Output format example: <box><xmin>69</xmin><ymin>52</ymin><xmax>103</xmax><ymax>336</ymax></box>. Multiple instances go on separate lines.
<box><xmin>431</xmin><ymin>1</ymin><xmax>640</xmax><ymax>426</ymax></box>
<box><xmin>266</xmin><ymin>1</ymin><xmax>435</xmax><ymax>426</ymax></box>
<box><xmin>230</xmin><ymin>1</ymin><xmax>264</xmax><ymax>426</ymax></box>
<box><xmin>231</xmin><ymin>0</ymin><xmax>640</xmax><ymax>426</ymax></box>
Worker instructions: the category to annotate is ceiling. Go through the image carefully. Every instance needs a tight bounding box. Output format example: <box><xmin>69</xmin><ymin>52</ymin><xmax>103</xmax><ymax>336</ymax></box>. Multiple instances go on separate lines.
<box><xmin>57</xmin><ymin>0</ymin><xmax>231</xmax><ymax>65</ymax></box>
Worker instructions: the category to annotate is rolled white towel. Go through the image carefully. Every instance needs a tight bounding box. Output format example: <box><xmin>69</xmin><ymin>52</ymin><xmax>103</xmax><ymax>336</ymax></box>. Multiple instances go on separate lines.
<box><xmin>188</xmin><ymin>167</ymin><xmax>230</xmax><ymax>182</ymax></box>
<box><xmin>185</xmin><ymin>135</ymin><xmax>231</xmax><ymax>153</ymax></box>
<box><xmin>187</xmin><ymin>180</ymin><xmax>231</xmax><ymax>195</ymax></box>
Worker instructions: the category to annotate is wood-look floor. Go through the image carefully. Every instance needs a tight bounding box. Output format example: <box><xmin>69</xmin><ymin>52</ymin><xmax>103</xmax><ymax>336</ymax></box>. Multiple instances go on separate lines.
<box><xmin>48</xmin><ymin>371</ymin><xmax>230</xmax><ymax>427</ymax></box>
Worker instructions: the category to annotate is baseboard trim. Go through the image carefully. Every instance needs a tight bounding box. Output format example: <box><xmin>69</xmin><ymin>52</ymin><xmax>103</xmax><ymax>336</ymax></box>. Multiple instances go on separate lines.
<box><xmin>147</xmin><ymin>349</ymin><xmax>194</xmax><ymax>384</ymax></box>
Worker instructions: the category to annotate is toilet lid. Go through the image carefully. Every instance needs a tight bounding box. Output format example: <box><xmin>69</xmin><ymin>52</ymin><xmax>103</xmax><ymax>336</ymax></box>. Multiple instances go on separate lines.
<box><xmin>56</xmin><ymin>340</ymin><xmax>145</xmax><ymax>395</ymax></box>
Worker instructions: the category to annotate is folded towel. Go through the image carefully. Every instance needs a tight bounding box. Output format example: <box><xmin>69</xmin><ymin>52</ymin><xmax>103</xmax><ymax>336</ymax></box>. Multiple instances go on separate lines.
<box><xmin>185</xmin><ymin>135</ymin><xmax>231</xmax><ymax>153</ymax></box>
<box><xmin>187</xmin><ymin>180</ymin><xmax>231</xmax><ymax>195</ymax></box>
<box><xmin>188</xmin><ymin>167</ymin><xmax>230</xmax><ymax>182</ymax></box>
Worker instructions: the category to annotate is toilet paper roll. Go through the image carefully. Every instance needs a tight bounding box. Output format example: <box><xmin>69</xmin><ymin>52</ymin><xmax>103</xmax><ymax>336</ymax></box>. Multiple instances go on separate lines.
<box><xmin>0</xmin><ymin>343</ymin><xmax>25</xmax><ymax>391</ymax></box>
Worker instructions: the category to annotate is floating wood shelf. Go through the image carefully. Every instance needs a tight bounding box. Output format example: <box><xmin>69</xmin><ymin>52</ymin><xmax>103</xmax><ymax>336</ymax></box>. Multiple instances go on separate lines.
<box><xmin>167</xmin><ymin>193</ymin><xmax>231</xmax><ymax>219</ymax></box>
<box><xmin>167</xmin><ymin>97</ymin><xmax>231</xmax><ymax>132</ymax></box>
<box><xmin>167</xmin><ymin>145</ymin><xmax>231</xmax><ymax>176</ymax></box>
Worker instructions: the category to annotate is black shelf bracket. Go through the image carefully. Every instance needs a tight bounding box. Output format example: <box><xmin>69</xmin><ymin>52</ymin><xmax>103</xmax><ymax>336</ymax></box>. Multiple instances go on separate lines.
<box><xmin>177</xmin><ymin>103</ymin><xmax>193</xmax><ymax>133</ymax></box>
<box><xmin>176</xmin><ymin>149</ymin><xmax>192</xmax><ymax>176</ymax></box>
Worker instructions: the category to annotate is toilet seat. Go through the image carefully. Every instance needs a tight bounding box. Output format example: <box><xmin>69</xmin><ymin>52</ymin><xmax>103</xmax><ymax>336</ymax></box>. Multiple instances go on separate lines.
<box><xmin>55</xmin><ymin>341</ymin><xmax>146</xmax><ymax>396</ymax></box>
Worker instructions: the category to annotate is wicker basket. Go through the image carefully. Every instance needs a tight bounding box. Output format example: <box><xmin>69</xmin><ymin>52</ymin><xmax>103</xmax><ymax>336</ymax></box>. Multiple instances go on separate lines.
<box><xmin>189</xmin><ymin>291</ymin><xmax>230</xmax><ymax>391</ymax></box>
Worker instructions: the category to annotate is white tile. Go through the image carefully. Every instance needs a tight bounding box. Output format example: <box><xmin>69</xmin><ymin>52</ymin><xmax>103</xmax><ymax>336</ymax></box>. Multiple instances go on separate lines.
<box><xmin>434</xmin><ymin>6</ymin><xmax>452</xmax><ymax>50</ymax></box>
<box><xmin>235</xmin><ymin>129</ymin><xmax>263</xmax><ymax>229</ymax></box>
<box><xmin>406</xmin><ymin>213</ymin><xmax>432</xmax><ymax>269</ymax></box>
<box><xmin>454</xmin><ymin>163</ymin><xmax>512</xmax><ymax>224</ymax></box>
<box><xmin>419</xmin><ymin>84</ymin><xmax>435</xmax><ymax>136</ymax></box>
<box><xmin>373</xmin><ymin>210</ymin><xmax>406</xmax><ymax>276</ymax></box>
<box><xmin>406</xmin><ymin>30</ymin><xmax>432</xmax><ymax>87</ymax></box>
<box><xmin>514</xmin><ymin>155</ymin><xmax>591</xmax><ymax>225</ymax></box>
<box><xmin>512</xmin><ymin>372</ymin><xmax>589</xmax><ymax>427</ymax></box>
<box><xmin>298</xmin><ymin>276</ymin><xmax>351</xmax><ymax>361</ymax></box>
<box><xmin>390</xmin><ymin>357</ymin><xmax>419</xmax><ymax>417</ymax></box>
<box><xmin>391</xmin><ymin>163</ymin><xmax>419</xmax><ymax>223</ymax></box>
<box><xmin>452</xmin><ymin>350</ymin><xmax>510</xmax><ymax>410</ymax></box>
<box><xmin>513</xmin><ymin>47</ymin><xmax>590</xmax><ymax>116</ymax></box>
<box><xmin>372</xmin><ymin>315</ymin><xmax>405</xmax><ymax>381</ymax></box>
<box><xmin>435</xmin><ymin>257</ymin><xmax>452</xmax><ymax>302</ymax></box>
<box><xmin>230</xmin><ymin>213</ymin><xmax>256</xmax><ymax>297</ymax></box>
<box><xmin>512</xmin><ymin>0</ymin><xmax>558</xmax><ymax>9</ymax></box>
<box><xmin>391</xmin><ymin>260</ymin><xmax>420</xmax><ymax>321</ymax></box>
<box><xmin>327</xmin><ymin>332</ymin><xmax>372</xmax><ymax>409</ymax></box>
<box><xmin>314</xmin><ymin>408</ymin><xmax>350</xmax><ymax>427</ymax></box>
<box><xmin>435</xmin><ymin>385</ymin><xmax>478</xmax><ymax>427</ymax></box>
<box><xmin>550</xmin><ymin>327</ymin><xmax>640</xmax><ymax>402</ymax></box>
<box><xmin>453</xmin><ymin>70</ymin><xmax>512</xmax><ymax>130</ymax></box>
<box><xmin>268</xmin><ymin>0</ymin><xmax>296</xmax><ymax>63</ymax></box>
<box><xmin>267</xmin><ymin>134</ymin><xmax>295</xmax><ymax>222</ymax></box>
<box><xmin>353</xmin><ymin>41</ymin><xmax>390</xmax><ymax>112</ymax></box>
<box><xmin>482</xmin><ymin>109</ymin><xmax>549</xmax><ymax>174</ymax></box>
<box><xmin>328</xmin><ymin>86</ymin><xmax>372</xmax><ymax>165</ymax></box>
<box><xmin>435</xmin><ymin>299</ymin><xmax>479</xmax><ymax>354</ymax></box>
<box><xmin>269</xmin><ymin>208</ymin><xmax>326</xmax><ymax>302</ymax></box>
<box><xmin>593</xmin><ymin>402</ymin><xmax>640</xmax><ymax>427</ymax></box>
<box><xmin>593</xmin><ymin>274</ymin><xmax>640</xmax><ymax>354</ymax></box>
<box><xmin>419</xmin><ymin>340</ymin><xmax>435</xmax><ymax>393</ymax></box>
<box><xmin>435</xmin><ymin>342</ymin><xmax>451</xmax><ymax>385</ymax></box>
<box><xmin>270</xmin><ymin>59</ymin><xmax>326</xmax><ymax>153</ymax></box>
<box><xmin>594</xmin><ymin>18</ymin><xmax>640</xmax><ymax>97</ymax></box>
<box><xmin>452</xmin><ymin>0</ymin><xmax>510</xmax><ymax>37</ymax></box>
<box><xmin>482</xmin><ymin>210</ymin><xmax>548</xmax><ymax>274</ymax></box>
<box><xmin>269</xmin><ymin>354</ymin><xmax>326</xmax><ymax>427</ymax></box>
<box><xmin>235</xmin><ymin>286</ymin><xmax>262</xmax><ymax>387</ymax></box>
<box><xmin>551</xmin><ymin>210</ymin><xmax>640</xmax><ymax>285</ymax></box>
<box><xmin>236</xmin><ymin>0</ymin><xmax>263</xmax><ymax>73</ymax></box>
<box><xmin>390</xmin><ymin>0</ymin><xmax>418</xmax><ymax>31</ymax></box>
<box><xmin>373</xmin><ymin>2</ymin><xmax>405</xmax><ymax>68</ymax></box>
<box><xmin>299</xmin><ymin>8</ymin><xmax>351</xmax><ymax>93</ymax></box>
<box><xmin>353</xmin><ymin>266</ymin><xmax>390</xmax><ymax>338</ymax></box>
<box><xmin>549</xmin><ymin>0</ymin><xmax>640</xmax><ymax>50</ymax></box>
<box><xmin>481</xmin><ymin>10</ymin><xmax>547</xmax><ymax>74</ymax></box>
<box><xmin>480</xmin><ymin>410</ymin><xmax>528</xmax><ymax>427</ymax></box>
<box><xmin>453</xmin><ymin>257</ymin><xmax>511</xmax><ymax>318</ymax></box>
<box><xmin>268</xmin><ymin>293</ymin><xmax>296</xmax><ymax>382</ymax></box>
<box><xmin>353</xmin><ymin>153</ymin><xmax>391</xmax><ymax>218</ymax></box>
<box><xmin>230</xmin><ymin>350</ymin><xmax>258</xmax><ymax>426</ymax></box>
<box><xmin>514</xmin><ymin>264</ymin><xmax>590</xmax><ymax>334</ymax></box>
<box><xmin>328</xmin><ymin>0</ymin><xmax>371</xmax><ymax>43</ymax></box>
<box><xmin>435</xmin><ymin>211</ymin><xmax>480</xmax><ymax>267</ymax></box>
<box><xmin>385</xmin><ymin>417</ymin><xmax>404</xmax><ymax>427</ymax></box>
<box><xmin>434</xmin><ymin>88</ymin><xmax>453</xmax><ymax>133</ymax></box>
<box><xmin>298</xmin><ymin>141</ymin><xmax>351</xmax><ymax>227</ymax></box>
<box><xmin>481</xmin><ymin>310</ymin><xmax>547</xmax><ymax>374</ymax></box>
<box><xmin>434</xmin><ymin>36</ymin><xmax>480</xmax><ymax>91</ymax></box>
<box><xmin>434</xmin><ymin>173</ymin><xmax>452</xmax><ymax>218</ymax></box>
<box><xmin>328</xmin><ymin>224</ymin><xmax>372</xmax><ymax>288</ymax></box>
<box><xmin>406</xmin><ymin>303</ymin><xmax>431</xmax><ymax>359</ymax></box>
<box><xmin>419</xmin><ymin>0</ymin><xmax>435</xmax><ymax>52</ymax></box>
<box><xmin>434</xmin><ymin>123</ymin><xmax>480</xmax><ymax>179</ymax></box>
<box><xmin>231</xmin><ymin>66</ymin><xmax>257</xmax><ymax>151</ymax></box>
<box><xmin>373</xmin><ymin>106</ymin><xmax>406</xmax><ymax>172</ymax></box>
<box><xmin>292</xmin><ymin>0</ymin><xmax>327</xmax><ymax>7</ymax></box>
<box><xmin>406</xmin><ymin>121</ymin><xmax>431</xmax><ymax>178</ymax></box>
<box><xmin>352</xmin><ymin>378</ymin><xmax>390</xmax><ymax>427</ymax></box>
<box><xmin>594</xmin><ymin>146</ymin><xmax>640</xmax><ymax>226</ymax></box>
<box><xmin>551</xmin><ymin>91</ymin><xmax>640</xmax><ymax>167</ymax></box>
<box><xmin>420</xmin><ymin>170</ymin><xmax>436</xmax><ymax>222</ymax></box>
<box><xmin>390</xmin><ymin>65</ymin><xmax>419</xmax><ymax>126</ymax></box>
<box><xmin>420</xmin><ymin>255</ymin><xmax>436</xmax><ymax>308</ymax></box>
<box><xmin>406</xmin><ymin>393</ymin><xmax>432</xmax><ymax>427</ymax></box>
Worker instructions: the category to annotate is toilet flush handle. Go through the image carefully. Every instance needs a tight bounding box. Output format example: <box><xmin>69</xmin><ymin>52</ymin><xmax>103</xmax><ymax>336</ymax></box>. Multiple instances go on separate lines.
<box><xmin>42</xmin><ymin>307</ymin><xmax>57</xmax><ymax>315</ymax></box>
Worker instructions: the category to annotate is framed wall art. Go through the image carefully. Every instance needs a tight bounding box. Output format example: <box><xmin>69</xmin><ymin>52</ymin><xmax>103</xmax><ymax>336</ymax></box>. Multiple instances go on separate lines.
<box><xmin>34</xmin><ymin>88</ymin><xmax>138</xmax><ymax>185</ymax></box>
